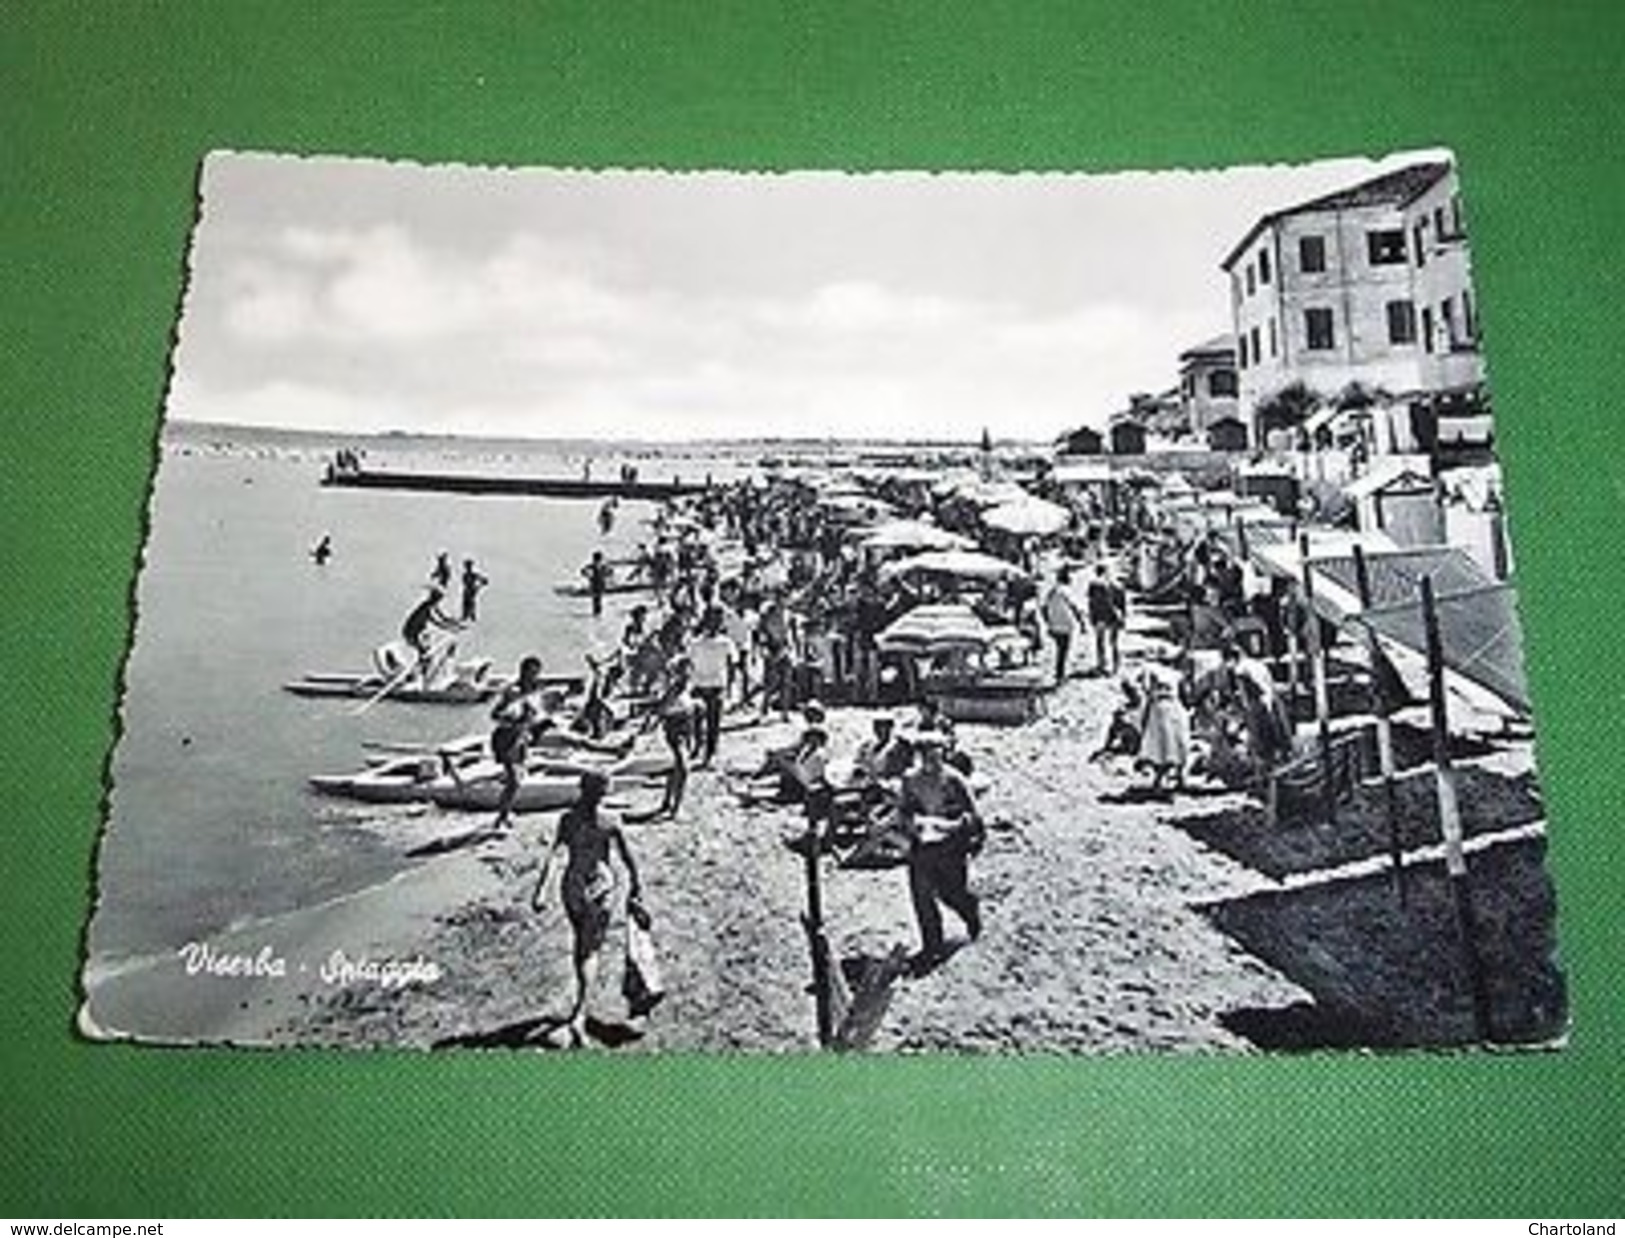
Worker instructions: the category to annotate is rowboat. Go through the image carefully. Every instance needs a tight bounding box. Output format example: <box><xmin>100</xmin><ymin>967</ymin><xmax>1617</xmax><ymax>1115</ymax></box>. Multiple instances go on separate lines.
<box><xmin>286</xmin><ymin>674</ymin><xmax>507</xmax><ymax>704</ymax></box>
<box><xmin>310</xmin><ymin>752</ymin><xmax>462</xmax><ymax>804</ymax></box>
<box><xmin>426</xmin><ymin>762</ymin><xmax>647</xmax><ymax>814</ymax></box>
<box><xmin>551</xmin><ymin>579</ymin><xmax>655</xmax><ymax>599</ymax></box>
<box><xmin>285</xmin><ymin>663</ymin><xmax>584</xmax><ymax>704</ymax></box>
<box><xmin>311</xmin><ymin>731</ymin><xmax>663</xmax><ymax>806</ymax></box>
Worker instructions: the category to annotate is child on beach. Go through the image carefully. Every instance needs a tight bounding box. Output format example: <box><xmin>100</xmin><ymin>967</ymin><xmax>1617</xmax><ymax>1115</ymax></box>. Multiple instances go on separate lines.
<box><xmin>531</xmin><ymin>770</ymin><xmax>646</xmax><ymax>1048</ymax></box>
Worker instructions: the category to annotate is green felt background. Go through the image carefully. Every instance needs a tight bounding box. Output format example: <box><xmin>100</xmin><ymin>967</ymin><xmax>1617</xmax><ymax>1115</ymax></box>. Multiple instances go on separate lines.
<box><xmin>2</xmin><ymin>0</ymin><xmax>1621</xmax><ymax>1217</ymax></box>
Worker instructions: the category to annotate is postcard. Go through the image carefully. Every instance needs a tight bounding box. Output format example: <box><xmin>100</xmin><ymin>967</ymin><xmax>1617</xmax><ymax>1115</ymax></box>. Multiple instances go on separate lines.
<box><xmin>80</xmin><ymin>150</ymin><xmax>1565</xmax><ymax>1051</ymax></box>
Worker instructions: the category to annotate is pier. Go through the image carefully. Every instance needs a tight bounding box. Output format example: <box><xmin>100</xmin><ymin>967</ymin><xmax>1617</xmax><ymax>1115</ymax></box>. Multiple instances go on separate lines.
<box><xmin>322</xmin><ymin>467</ymin><xmax>711</xmax><ymax>501</ymax></box>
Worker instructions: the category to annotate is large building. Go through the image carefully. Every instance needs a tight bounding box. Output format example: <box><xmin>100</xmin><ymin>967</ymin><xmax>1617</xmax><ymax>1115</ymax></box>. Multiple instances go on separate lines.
<box><xmin>1176</xmin><ymin>334</ymin><xmax>1240</xmax><ymax>441</ymax></box>
<box><xmin>1221</xmin><ymin>161</ymin><xmax>1486</xmax><ymax>458</ymax></box>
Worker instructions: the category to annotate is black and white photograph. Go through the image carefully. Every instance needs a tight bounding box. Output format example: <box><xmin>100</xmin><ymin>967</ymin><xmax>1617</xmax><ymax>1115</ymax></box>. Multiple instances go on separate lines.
<box><xmin>80</xmin><ymin>149</ymin><xmax>1565</xmax><ymax>1053</ymax></box>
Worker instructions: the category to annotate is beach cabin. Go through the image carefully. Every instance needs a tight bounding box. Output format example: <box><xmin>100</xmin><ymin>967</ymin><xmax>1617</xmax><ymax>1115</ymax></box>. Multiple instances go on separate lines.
<box><xmin>1441</xmin><ymin>464</ymin><xmax>1513</xmax><ymax>580</ymax></box>
<box><xmin>1343</xmin><ymin>465</ymin><xmax>1443</xmax><ymax>549</ymax></box>
<box><xmin>1206</xmin><ymin>415</ymin><xmax>1249</xmax><ymax>453</ymax></box>
<box><xmin>1109</xmin><ymin>419</ymin><xmax>1147</xmax><ymax>456</ymax></box>
<box><xmin>1057</xmin><ymin>426</ymin><xmax>1104</xmax><ymax>456</ymax></box>
<box><xmin>1237</xmin><ymin>458</ymin><xmax>1299</xmax><ymax>517</ymax></box>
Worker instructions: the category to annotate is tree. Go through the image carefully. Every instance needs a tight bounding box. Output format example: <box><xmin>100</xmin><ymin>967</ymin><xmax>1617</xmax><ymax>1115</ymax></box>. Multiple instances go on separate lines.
<box><xmin>1334</xmin><ymin>380</ymin><xmax>1394</xmax><ymax>411</ymax></box>
<box><xmin>1255</xmin><ymin>381</ymin><xmax>1323</xmax><ymax>437</ymax></box>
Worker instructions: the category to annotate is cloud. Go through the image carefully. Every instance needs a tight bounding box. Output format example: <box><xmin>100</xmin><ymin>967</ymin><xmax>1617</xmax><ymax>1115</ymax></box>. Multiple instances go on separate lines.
<box><xmin>763</xmin><ymin>280</ymin><xmax>974</xmax><ymax>335</ymax></box>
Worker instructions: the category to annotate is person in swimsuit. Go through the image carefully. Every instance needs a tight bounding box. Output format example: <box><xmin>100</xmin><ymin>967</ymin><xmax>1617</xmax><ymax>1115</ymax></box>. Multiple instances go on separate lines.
<box><xmin>582</xmin><ymin>550</ymin><xmax>611</xmax><ymax>618</ymax></box>
<box><xmin>488</xmin><ymin>656</ymin><xmax>548</xmax><ymax>832</ymax></box>
<box><xmin>431</xmin><ymin>552</ymin><xmax>453</xmax><ymax>590</ymax></box>
<box><xmin>532</xmin><ymin>770</ymin><xmax>644</xmax><ymax>1046</ymax></box>
<box><xmin>652</xmin><ymin>653</ymin><xmax>695</xmax><ymax>820</ymax></box>
<box><xmin>400</xmin><ymin>586</ymin><xmax>463</xmax><ymax>681</ymax></box>
<box><xmin>460</xmin><ymin>559</ymin><xmax>489</xmax><ymax>623</ymax></box>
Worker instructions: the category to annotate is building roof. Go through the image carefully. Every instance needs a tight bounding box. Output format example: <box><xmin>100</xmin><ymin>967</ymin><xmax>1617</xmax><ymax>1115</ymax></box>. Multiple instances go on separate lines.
<box><xmin>1178</xmin><ymin>333</ymin><xmax>1236</xmax><ymax>363</ymax></box>
<box><xmin>1342</xmin><ymin>464</ymin><xmax>1435</xmax><ymax>500</ymax></box>
<box><xmin>1054</xmin><ymin>424</ymin><xmax>1103</xmax><ymax>445</ymax></box>
<box><xmin>1220</xmin><ymin>161</ymin><xmax>1452</xmax><ymax>272</ymax></box>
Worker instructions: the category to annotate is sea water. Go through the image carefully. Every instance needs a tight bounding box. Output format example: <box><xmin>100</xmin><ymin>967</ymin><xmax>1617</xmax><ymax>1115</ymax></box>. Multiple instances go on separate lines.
<box><xmin>85</xmin><ymin>426</ymin><xmax>702</xmax><ymax>976</ymax></box>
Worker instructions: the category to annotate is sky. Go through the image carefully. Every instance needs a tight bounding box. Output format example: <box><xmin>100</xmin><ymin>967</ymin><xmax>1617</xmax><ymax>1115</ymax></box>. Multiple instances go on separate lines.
<box><xmin>168</xmin><ymin>147</ymin><xmax>1450</xmax><ymax>444</ymax></box>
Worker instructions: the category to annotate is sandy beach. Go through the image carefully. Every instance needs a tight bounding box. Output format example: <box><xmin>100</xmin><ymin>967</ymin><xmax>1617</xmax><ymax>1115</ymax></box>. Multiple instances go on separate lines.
<box><xmin>231</xmin><ymin>666</ymin><xmax>1314</xmax><ymax>1054</ymax></box>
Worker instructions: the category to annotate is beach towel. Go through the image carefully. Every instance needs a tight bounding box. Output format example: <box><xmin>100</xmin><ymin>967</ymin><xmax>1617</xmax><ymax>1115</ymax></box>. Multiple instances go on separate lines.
<box><xmin>622</xmin><ymin>898</ymin><xmax>666</xmax><ymax>1017</ymax></box>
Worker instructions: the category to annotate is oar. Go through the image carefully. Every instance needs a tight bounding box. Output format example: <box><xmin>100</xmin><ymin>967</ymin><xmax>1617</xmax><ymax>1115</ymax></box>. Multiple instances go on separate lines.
<box><xmin>351</xmin><ymin>630</ymin><xmax>456</xmax><ymax>716</ymax></box>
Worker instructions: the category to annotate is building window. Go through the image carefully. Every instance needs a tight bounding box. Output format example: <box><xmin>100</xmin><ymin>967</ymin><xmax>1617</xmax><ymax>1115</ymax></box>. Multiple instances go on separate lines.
<box><xmin>1250</xmin><ymin>326</ymin><xmax>1261</xmax><ymax>365</ymax></box>
<box><xmin>1421</xmin><ymin>306</ymin><xmax>1434</xmax><ymax>353</ymax></box>
<box><xmin>1246</xmin><ymin>265</ymin><xmax>1256</xmax><ymax>296</ymax></box>
<box><xmin>1413</xmin><ymin>221</ymin><xmax>1427</xmax><ymax>267</ymax></box>
<box><xmin>1462</xmin><ymin>288</ymin><xmax>1476</xmax><ymax>342</ymax></box>
<box><xmin>1268</xmin><ymin>318</ymin><xmax>1277</xmax><ymax>357</ymax></box>
<box><xmin>1442</xmin><ymin>194</ymin><xmax>1466</xmax><ymax>240</ymax></box>
<box><xmin>1387</xmin><ymin>299</ymin><xmax>1417</xmax><ymax>345</ymax></box>
<box><xmin>1305</xmin><ymin>307</ymin><xmax>1335</xmax><ymax>351</ymax></box>
<box><xmin>1259</xmin><ymin>248</ymin><xmax>1271</xmax><ymax>284</ymax></box>
<box><xmin>1209</xmin><ymin>369</ymin><xmax>1238</xmax><ymax>398</ymax></box>
<box><xmin>1440</xmin><ymin>297</ymin><xmax>1457</xmax><ymax>348</ymax></box>
<box><xmin>1367</xmin><ymin>229</ymin><xmax>1408</xmax><ymax>266</ymax></box>
<box><xmin>1300</xmin><ymin>235</ymin><xmax>1326</xmax><ymax>273</ymax></box>
<box><xmin>1237</xmin><ymin>334</ymin><xmax>1247</xmax><ymax>368</ymax></box>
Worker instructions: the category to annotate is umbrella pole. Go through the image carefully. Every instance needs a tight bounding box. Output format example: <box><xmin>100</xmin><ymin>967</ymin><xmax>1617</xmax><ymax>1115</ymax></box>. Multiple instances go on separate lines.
<box><xmin>1353</xmin><ymin>545</ymin><xmax>1404</xmax><ymax>901</ymax></box>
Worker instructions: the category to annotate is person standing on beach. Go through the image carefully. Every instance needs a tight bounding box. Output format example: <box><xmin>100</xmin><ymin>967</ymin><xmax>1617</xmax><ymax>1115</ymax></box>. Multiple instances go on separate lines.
<box><xmin>489</xmin><ymin>656</ymin><xmax>549</xmax><ymax>832</ymax></box>
<box><xmin>431</xmin><ymin>552</ymin><xmax>453</xmax><ymax>590</ymax></box>
<box><xmin>310</xmin><ymin>533</ymin><xmax>333</xmax><ymax>566</ymax></box>
<box><xmin>898</xmin><ymin>735</ymin><xmax>983</xmax><ymax>971</ymax></box>
<box><xmin>1136</xmin><ymin>664</ymin><xmax>1191</xmax><ymax>798</ymax></box>
<box><xmin>532</xmin><ymin>770</ymin><xmax>645</xmax><ymax>1047</ymax></box>
<box><xmin>652</xmin><ymin>653</ymin><xmax>695</xmax><ymax>819</ymax></box>
<box><xmin>1042</xmin><ymin>567</ymin><xmax>1086</xmax><ymax>686</ymax></box>
<box><xmin>1086</xmin><ymin>564</ymin><xmax>1125</xmax><ymax>676</ymax></box>
<box><xmin>687</xmin><ymin>608</ymin><xmax>737</xmax><ymax>767</ymax></box>
<box><xmin>460</xmin><ymin>558</ymin><xmax>490</xmax><ymax>623</ymax></box>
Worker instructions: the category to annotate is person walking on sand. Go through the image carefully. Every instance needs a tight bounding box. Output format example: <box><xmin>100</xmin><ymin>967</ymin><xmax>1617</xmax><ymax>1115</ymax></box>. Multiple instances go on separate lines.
<box><xmin>460</xmin><ymin>558</ymin><xmax>490</xmax><ymax>623</ymax></box>
<box><xmin>898</xmin><ymin>735</ymin><xmax>984</xmax><ymax>972</ymax></box>
<box><xmin>310</xmin><ymin>533</ymin><xmax>333</xmax><ymax>566</ymax></box>
<box><xmin>488</xmin><ymin>655</ymin><xmax>550</xmax><ymax>833</ymax></box>
<box><xmin>1042</xmin><ymin>567</ymin><xmax>1086</xmax><ymax>686</ymax></box>
<box><xmin>650</xmin><ymin>653</ymin><xmax>695</xmax><ymax>819</ymax></box>
<box><xmin>532</xmin><ymin>770</ymin><xmax>645</xmax><ymax>1048</ymax></box>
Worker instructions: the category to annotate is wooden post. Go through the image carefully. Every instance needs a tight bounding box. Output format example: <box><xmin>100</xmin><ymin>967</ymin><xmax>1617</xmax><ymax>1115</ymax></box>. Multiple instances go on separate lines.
<box><xmin>1420</xmin><ymin>575</ymin><xmax>1492</xmax><ymax>1040</ymax></box>
<box><xmin>800</xmin><ymin>827</ymin><xmax>835</xmax><ymax>1048</ymax></box>
<box><xmin>1299</xmin><ymin>534</ymin><xmax>1336</xmax><ymax>826</ymax></box>
<box><xmin>1353</xmin><ymin>545</ymin><xmax>1403</xmax><ymax>899</ymax></box>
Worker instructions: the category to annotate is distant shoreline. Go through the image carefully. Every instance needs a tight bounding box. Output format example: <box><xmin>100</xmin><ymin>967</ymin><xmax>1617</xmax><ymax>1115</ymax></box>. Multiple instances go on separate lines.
<box><xmin>164</xmin><ymin>417</ymin><xmax>1056</xmax><ymax>457</ymax></box>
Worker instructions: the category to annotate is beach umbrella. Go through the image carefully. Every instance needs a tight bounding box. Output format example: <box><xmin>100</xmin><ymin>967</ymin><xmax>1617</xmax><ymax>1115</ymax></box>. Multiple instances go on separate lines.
<box><xmin>930</xmin><ymin>468</ymin><xmax>982</xmax><ymax>497</ymax></box>
<box><xmin>876</xmin><ymin>603</ymin><xmax>992</xmax><ymax>653</ymax></box>
<box><xmin>945</xmin><ymin>478</ymin><xmax>1031</xmax><ymax>509</ymax></box>
<box><xmin>878</xmin><ymin>549</ymin><xmax>1030</xmax><ymax>585</ymax></box>
<box><xmin>860</xmin><ymin>519</ymin><xmax>976</xmax><ymax>552</ymax></box>
<box><xmin>983</xmin><ymin>496</ymin><xmax>1070</xmax><ymax>537</ymax></box>
<box><xmin>819</xmin><ymin>492</ymin><xmax>895</xmax><ymax>523</ymax></box>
